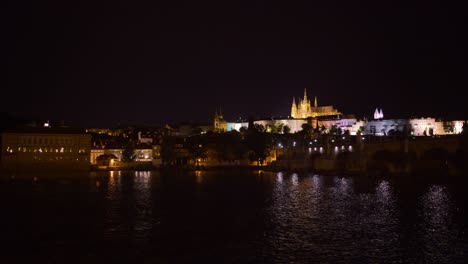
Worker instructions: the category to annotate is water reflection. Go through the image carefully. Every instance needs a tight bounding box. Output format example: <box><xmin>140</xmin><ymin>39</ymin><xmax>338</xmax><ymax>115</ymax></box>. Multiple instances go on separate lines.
<box><xmin>376</xmin><ymin>180</ymin><xmax>392</xmax><ymax>204</ymax></box>
<box><xmin>194</xmin><ymin>170</ymin><xmax>204</xmax><ymax>184</ymax></box>
<box><xmin>291</xmin><ymin>173</ymin><xmax>298</xmax><ymax>187</ymax></box>
<box><xmin>3</xmin><ymin>170</ymin><xmax>467</xmax><ymax>263</ymax></box>
<box><xmin>418</xmin><ymin>185</ymin><xmax>460</xmax><ymax>262</ymax></box>
<box><xmin>103</xmin><ymin>171</ymin><xmax>154</xmax><ymax>244</ymax></box>
<box><xmin>276</xmin><ymin>172</ymin><xmax>283</xmax><ymax>184</ymax></box>
<box><xmin>132</xmin><ymin>171</ymin><xmax>153</xmax><ymax>239</ymax></box>
<box><xmin>264</xmin><ymin>174</ymin><xmax>405</xmax><ymax>262</ymax></box>
<box><xmin>423</xmin><ymin>185</ymin><xmax>451</xmax><ymax>226</ymax></box>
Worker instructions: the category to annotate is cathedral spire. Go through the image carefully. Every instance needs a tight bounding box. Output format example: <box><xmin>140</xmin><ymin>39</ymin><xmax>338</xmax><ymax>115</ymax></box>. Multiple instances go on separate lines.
<box><xmin>291</xmin><ymin>97</ymin><xmax>297</xmax><ymax>118</ymax></box>
<box><xmin>303</xmin><ymin>88</ymin><xmax>307</xmax><ymax>101</ymax></box>
<box><xmin>314</xmin><ymin>96</ymin><xmax>318</xmax><ymax>108</ymax></box>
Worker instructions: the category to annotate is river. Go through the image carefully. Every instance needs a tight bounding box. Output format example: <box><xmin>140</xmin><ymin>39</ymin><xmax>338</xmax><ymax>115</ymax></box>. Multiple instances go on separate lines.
<box><xmin>1</xmin><ymin>170</ymin><xmax>467</xmax><ymax>263</ymax></box>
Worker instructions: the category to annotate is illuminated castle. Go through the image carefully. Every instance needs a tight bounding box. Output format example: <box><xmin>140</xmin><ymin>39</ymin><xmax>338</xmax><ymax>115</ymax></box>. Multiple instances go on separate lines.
<box><xmin>291</xmin><ymin>88</ymin><xmax>341</xmax><ymax>118</ymax></box>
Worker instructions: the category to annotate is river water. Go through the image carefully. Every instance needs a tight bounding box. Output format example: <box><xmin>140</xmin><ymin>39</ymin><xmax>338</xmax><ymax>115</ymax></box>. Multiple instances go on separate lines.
<box><xmin>1</xmin><ymin>170</ymin><xmax>467</xmax><ymax>263</ymax></box>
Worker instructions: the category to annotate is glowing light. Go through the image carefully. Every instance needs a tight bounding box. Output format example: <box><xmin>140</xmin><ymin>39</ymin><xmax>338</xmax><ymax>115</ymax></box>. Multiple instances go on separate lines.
<box><xmin>291</xmin><ymin>173</ymin><xmax>298</xmax><ymax>186</ymax></box>
<box><xmin>276</xmin><ymin>172</ymin><xmax>283</xmax><ymax>183</ymax></box>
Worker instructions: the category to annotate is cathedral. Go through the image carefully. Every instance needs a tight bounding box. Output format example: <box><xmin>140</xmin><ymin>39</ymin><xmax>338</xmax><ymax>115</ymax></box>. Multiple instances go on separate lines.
<box><xmin>291</xmin><ymin>88</ymin><xmax>341</xmax><ymax>118</ymax></box>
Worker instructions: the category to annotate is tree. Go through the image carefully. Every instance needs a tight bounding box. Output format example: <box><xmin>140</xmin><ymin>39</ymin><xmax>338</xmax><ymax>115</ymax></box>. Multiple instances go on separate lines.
<box><xmin>190</xmin><ymin>143</ymin><xmax>207</xmax><ymax>167</ymax></box>
<box><xmin>122</xmin><ymin>143</ymin><xmax>135</xmax><ymax>162</ymax></box>
<box><xmin>301</xmin><ymin>123</ymin><xmax>313</xmax><ymax>135</ymax></box>
<box><xmin>161</xmin><ymin>136</ymin><xmax>177</xmax><ymax>166</ymax></box>
<box><xmin>343</xmin><ymin>129</ymin><xmax>351</xmax><ymax>138</ymax></box>
<box><xmin>320</xmin><ymin>125</ymin><xmax>327</xmax><ymax>134</ymax></box>
<box><xmin>191</xmin><ymin>127</ymin><xmax>204</xmax><ymax>135</ymax></box>
<box><xmin>330</xmin><ymin>125</ymin><xmax>339</xmax><ymax>135</ymax></box>
<box><xmin>254</xmin><ymin>123</ymin><xmax>265</xmax><ymax>132</ymax></box>
<box><xmin>271</xmin><ymin>121</ymin><xmax>285</xmax><ymax>134</ymax></box>
<box><xmin>283</xmin><ymin>125</ymin><xmax>291</xmax><ymax>134</ymax></box>
<box><xmin>357</xmin><ymin>126</ymin><xmax>365</xmax><ymax>134</ymax></box>
<box><xmin>245</xmin><ymin>132</ymin><xmax>272</xmax><ymax>166</ymax></box>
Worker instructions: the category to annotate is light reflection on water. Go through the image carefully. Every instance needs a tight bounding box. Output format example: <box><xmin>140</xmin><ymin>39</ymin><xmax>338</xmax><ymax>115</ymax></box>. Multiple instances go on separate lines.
<box><xmin>263</xmin><ymin>173</ymin><xmax>465</xmax><ymax>262</ymax></box>
<box><xmin>1</xmin><ymin>170</ymin><xmax>467</xmax><ymax>262</ymax></box>
<box><xmin>104</xmin><ymin>171</ymin><xmax>156</xmax><ymax>244</ymax></box>
<box><xmin>416</xmin><ymin>185</ymin><xmax>463</xmax><ymax>262</ymax></box>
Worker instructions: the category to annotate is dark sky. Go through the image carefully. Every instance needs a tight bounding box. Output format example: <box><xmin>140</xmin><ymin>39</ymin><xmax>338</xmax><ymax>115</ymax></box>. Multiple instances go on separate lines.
<box><xmin>5</xmin><ymin>0</ymin><xmax>467</xmax><ymax>127</ymax></box>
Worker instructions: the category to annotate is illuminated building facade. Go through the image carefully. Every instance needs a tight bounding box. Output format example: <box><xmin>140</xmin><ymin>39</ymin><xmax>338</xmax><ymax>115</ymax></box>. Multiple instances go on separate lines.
<box><xmin>226</xmin><ymin>117</ymin><xmax>464</xmax><ymax>137</ymax></box>
<box><xmin>0</xmin><ymin>128</ymin><xmax>91</xmax><ymax>170</ymax></box>
<box><xmin>213</xmin><ymin>109</ymin><xmax>228</xmax><ymax>133</ymax></box>
<box><xmin>291</xmin><ymin>88</ymin><xmax>341</xmax><ymax>118</ymax></box>
<box><xmin>90</xmin><ymin>148</ymin><xmax>153</xmax><ymax>164</ymax></box>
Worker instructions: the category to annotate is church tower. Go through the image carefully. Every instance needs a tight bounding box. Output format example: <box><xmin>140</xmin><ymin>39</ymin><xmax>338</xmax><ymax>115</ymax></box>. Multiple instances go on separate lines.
<box><xmin>213</xmin><ymin>108</ymin><xmax>227</xmax><ymax>133</ymax></box>
<box><xmin>291</xmin><ymin>97</ymin><xmax>297</xmax><ymax>118</ymax></box>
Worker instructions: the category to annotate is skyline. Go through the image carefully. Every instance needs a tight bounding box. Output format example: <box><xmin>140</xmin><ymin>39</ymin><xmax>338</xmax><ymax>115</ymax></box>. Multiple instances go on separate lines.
<box><xmin>5</xmin><ymin>1</ymin><xmax>467</xmax><ymax>127</ymax></box>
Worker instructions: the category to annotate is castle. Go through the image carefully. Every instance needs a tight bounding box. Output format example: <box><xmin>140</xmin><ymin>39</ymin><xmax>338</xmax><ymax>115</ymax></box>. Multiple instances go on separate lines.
<box><xmin>291</xmin><ymin>88</ymin><xmax>341</xmax><ymax>118</ymax></box>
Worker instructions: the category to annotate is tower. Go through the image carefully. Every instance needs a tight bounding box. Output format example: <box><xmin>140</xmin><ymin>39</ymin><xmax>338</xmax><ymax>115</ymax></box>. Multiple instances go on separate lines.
<box><xmin>291</xmin><ymin>97</ymin><xmax>297</xmax><ymax>118</ymax></box>
<box><xmin>374</xmin><ymin>108</ymin><xmax>379</xmax><ymax>120</ymax></box>
<box><xmin>213</xmin><ymin>108</ymin><xmax>227</xmax><ymax>133</ymax></box>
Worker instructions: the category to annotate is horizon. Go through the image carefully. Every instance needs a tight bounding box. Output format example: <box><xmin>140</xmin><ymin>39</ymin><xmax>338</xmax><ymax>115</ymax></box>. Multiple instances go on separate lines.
<box><xmin>1</xmin><ymin>108</ymin><xmax>466</xmax><ymax>129</ymax></box>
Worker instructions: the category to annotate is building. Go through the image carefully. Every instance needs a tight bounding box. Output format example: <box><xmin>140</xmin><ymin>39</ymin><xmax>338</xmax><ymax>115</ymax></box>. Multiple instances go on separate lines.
<box><xmin>213</xmin><ymin>109</ymin><xmax>228</xmax><ymax>133</ymax></box>
<box><xmin>291</xmin><ymin>88</ymin><xmax>341</xmax><ymax>118</ymax></box>
<box><xmin>90</xmin><ymin>148</ymin><xmax>153</xmax><ymax>164</ymax></box>
<box><xmin>0</xmin><ymin>127</ymin><xmax>91</xmax><ymax>171</ymax></box>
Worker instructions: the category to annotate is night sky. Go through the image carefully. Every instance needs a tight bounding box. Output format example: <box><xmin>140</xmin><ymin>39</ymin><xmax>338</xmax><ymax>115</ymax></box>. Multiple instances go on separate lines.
<box><xmin>5</xmin><ymin>1</ymin><xmax>467</xmax><ymax>127</ymax></box>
